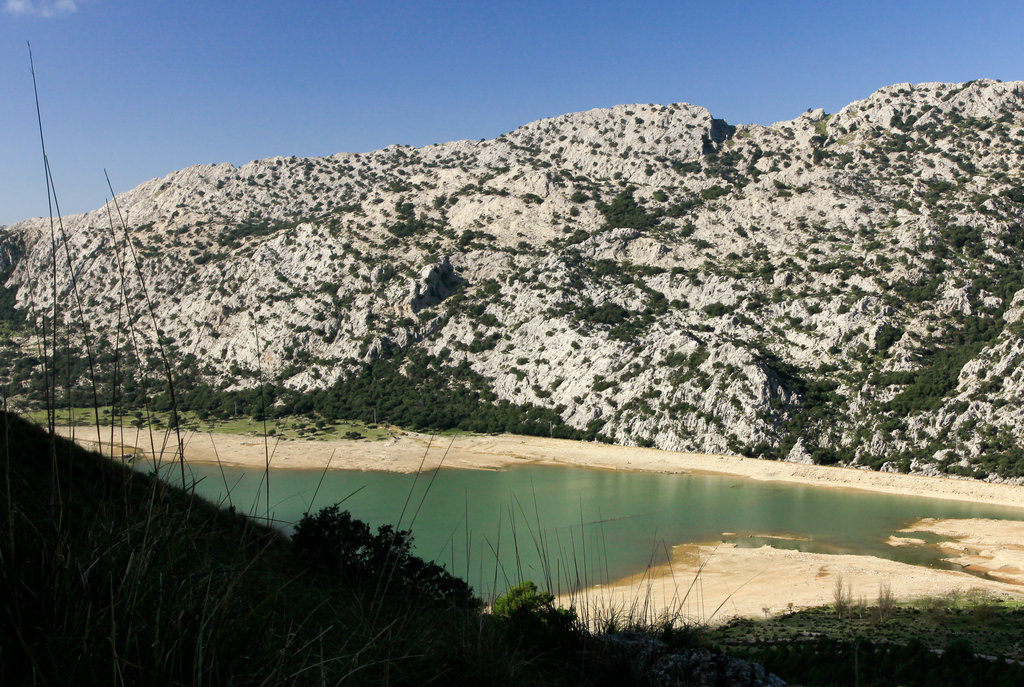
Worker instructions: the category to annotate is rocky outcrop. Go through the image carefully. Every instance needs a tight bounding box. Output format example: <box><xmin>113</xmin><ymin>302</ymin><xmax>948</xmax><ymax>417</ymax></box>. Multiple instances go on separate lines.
<box><xmin>409</xmin><ymin>257</ymin><xmax>463</xmax><ymax>313</ymax></box>
<box><xmin>2</xmin><ymin>79</ymin><xmax>1024</xmax><ymax>477</ymax></box>
<box><xmin>0</xmin><ymin>233</ymin><xmax>23</xmax><ymax>275</ymax></box>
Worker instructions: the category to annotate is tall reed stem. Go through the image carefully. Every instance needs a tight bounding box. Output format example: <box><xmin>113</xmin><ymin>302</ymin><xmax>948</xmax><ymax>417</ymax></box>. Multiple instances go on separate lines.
<box><xmin>104</xmin><ymin>171</ymin><xmax>187</xmax><ymax>488</ymax></box>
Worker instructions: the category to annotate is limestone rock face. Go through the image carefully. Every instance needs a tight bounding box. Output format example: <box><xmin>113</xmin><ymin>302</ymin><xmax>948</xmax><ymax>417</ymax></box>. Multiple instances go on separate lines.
<box><xmin>409</xmin><ymin>257</ymin><xmax>463</xmax><ymax>313</ymax></box>
<box><xmin>3</xmin><ymin>79</ymin><xmax>1024</xmax><ymax>477</ymax></box>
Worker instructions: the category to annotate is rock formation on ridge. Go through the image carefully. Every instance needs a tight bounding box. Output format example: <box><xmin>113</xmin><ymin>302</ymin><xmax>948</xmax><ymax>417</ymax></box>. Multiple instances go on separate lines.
<box><xmin>2</xmin><ymin>79</ymin><xmax>1024</xmax><ymax>479</ymax></box>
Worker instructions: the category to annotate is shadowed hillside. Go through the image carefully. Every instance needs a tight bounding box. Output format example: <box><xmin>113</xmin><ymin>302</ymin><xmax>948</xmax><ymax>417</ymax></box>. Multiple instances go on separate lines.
<box><xmin>0</xmin><ymin>411</ymin><xmax>579</xmax><ymax>685</ymax></box>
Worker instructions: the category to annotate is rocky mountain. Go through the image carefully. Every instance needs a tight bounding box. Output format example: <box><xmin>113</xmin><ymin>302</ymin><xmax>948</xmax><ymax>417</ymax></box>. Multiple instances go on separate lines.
<box><xmin>3</xmin><ymin>79</ymin><xmax>1024</xmax><ymax>478</ymax></box>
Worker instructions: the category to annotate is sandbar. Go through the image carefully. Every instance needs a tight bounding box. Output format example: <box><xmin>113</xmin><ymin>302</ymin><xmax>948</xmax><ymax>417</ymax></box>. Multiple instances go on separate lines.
<box><xmin>901</xmin><ymin>518</ymin><xmax>1024</xmax><ymax>586</ymax></box>
<box><xmin>562</xmin><ymin>529</ymin><xmax>1024</xmax><ymax>624</ymax></box>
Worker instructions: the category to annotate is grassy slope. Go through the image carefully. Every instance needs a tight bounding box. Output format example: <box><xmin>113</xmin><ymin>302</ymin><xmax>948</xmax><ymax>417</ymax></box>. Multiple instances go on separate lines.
<box><xmin>706</xmin><ymin>596</ymin><xmax>1024</xmax><ymax>687</ymax></box>
<box><xmin>0</xmin><ymin>411</ymin><xmax>591</xmax><ymax>686</ymax></box>
<box><xmin>20</xmin><ymin>406</ymin><xmax>393</xmax><ymax>441</ymax></box>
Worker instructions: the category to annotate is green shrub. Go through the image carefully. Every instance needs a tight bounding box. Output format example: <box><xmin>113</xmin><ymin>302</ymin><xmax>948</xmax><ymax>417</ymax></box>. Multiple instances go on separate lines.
<box><xmin>700</xmin><ymin>185</ymin><xmax>730</xmax><ymax>201</ymax></box>
<box><xmin>702</xmin><ymin>302</ymin><xmax>733</xmax><ymax>317</ymax></box>
<box><xmin>491</xmin><ymin>580</ymin><xmax>579</xmax><ymax>637</ymax></box>
<box><xmin>596</xmin><ymin>188</ymin><xmax>660</xmax><ymax>230</ymax></box>
<box><xmin>388</xmin><ymin>199</ymin><xmax>435</xmax><ymax>237</ymax></box>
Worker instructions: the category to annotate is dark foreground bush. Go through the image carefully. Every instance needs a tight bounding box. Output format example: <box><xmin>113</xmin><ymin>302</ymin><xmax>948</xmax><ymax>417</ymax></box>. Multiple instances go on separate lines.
<box><xmin>292</xmin><ymin>503</ymin><xmax>477</xmax><ymax>607</ymax></box>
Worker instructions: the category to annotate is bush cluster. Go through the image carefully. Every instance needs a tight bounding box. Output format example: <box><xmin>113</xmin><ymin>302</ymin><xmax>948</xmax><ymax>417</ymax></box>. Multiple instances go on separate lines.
<box><xmin>292</xmin><ymin>504</ymin><xmax>476</xmax><ymax>607</ymax></box>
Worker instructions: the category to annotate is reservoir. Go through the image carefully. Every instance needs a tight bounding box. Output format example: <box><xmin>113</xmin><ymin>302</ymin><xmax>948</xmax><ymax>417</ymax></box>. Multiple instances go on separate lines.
<box><xmin>158</xmin><ymin>460</ymin><xmax>1024</xmax><ymax>599</ymax></box>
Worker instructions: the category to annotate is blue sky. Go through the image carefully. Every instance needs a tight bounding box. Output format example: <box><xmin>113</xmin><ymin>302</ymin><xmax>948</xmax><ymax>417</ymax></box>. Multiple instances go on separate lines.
<box><xmin>2</xmin><ymin>0</ymin><xmax>1023</xmax><ymax>226</ymax></box>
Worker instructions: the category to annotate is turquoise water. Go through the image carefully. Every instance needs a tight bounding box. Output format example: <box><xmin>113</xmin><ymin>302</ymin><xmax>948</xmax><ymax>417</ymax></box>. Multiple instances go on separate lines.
<box><xmin>153</xmin><ymin>460</ymin><xmax>1024</xmax><ymax>598</ymax></box>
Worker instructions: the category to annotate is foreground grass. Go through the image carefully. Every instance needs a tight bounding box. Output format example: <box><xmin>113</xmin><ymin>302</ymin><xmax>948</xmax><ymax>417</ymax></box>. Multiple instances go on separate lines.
<box><xmin>707</xmin><ymin>593</ymin><xmax>1024</xmax><ymax>686</ymax></box>
<box><xmin>0</xmin><ymin>411</ymin><xmax>611</xmax><ymax>685</ymax></box>
<box><xmin>711</xmin><ymin>592</ymin><xmax>1024</xmax><ymax>659</ymax></box>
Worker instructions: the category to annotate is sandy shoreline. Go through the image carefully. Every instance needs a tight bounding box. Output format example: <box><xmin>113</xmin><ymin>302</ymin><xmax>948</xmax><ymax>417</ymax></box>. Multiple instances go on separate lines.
<box><xmin>563</xmin><ymin>519</ymin><xmax>1024</xmax><ymax>623</ymax></box>
<box><xmin>57</xmin><ymin>424</ymin><xmax>1024</xmax><ymax>509</ymax></box>
<box><xmin>57</xmin><ymin>424</ymin><xmax>1024</xmax><ymax>621</ymax></box>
